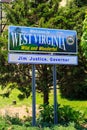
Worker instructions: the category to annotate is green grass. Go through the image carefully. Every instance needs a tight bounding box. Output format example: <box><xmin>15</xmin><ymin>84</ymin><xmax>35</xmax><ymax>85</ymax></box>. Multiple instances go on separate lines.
<box><xmin>0</xmin><ymin>87</ymin><xmax>87</xmax><ymax>117</ymax></box>
<box><xmin>57</xmin><ymin>89</ymin><xmax>87</xmax><ymax>117</ymax></box>
<box><xmin>49</xmin><ymin>89</ymin><xmax>87</xmax><ymax>118</ymax></box>
<box><xmin>0</xmin><ymin>87</ymin><xmax>43</xmax><ymax>108</ymax></box>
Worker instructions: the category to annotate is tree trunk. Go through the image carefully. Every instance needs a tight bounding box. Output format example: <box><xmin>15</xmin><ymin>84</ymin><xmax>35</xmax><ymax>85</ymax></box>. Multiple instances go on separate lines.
<box><xmin>43</xmin><ymin>65</ymin><xmax>49</xmax><ymax>105</ymax></box>
<box><xmin>43</xmin><ymin>88</ymin><xmax>49</xmax><ymax>105</ymax></box>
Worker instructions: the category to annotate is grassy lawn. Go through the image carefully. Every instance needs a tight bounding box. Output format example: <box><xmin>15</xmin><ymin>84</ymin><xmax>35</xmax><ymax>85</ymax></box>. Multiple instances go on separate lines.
<box><xmin>50</xmin><ymin>89</ymin><xmax>87</xmax><ymax>117</ymax></box>
<box><xmin>0</xmin><ymin>87</ymin><xmax>43</xmax><ymax>108</ymax></box>
<box><xmin>0</xmin><ymin>87</ymin><xmax>87</xmax><ymax>117</ymax></box>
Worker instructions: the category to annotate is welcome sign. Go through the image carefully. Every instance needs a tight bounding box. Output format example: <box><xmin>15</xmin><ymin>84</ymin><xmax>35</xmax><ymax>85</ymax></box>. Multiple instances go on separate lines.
<box><xmin>8</xmin><ymin>26</ymin><xmax>77</xmax><ymax>54</ymax></box>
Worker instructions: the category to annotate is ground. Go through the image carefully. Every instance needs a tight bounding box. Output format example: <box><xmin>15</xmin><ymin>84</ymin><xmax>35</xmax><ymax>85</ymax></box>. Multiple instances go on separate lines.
<box><xmin>0</xmin><ymin>105</ymin><xmax>35</xmax><ymax>119</ymax></box>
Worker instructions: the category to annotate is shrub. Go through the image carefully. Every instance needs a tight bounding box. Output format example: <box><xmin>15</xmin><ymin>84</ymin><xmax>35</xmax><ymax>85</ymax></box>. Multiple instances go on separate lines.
<box><xmin>58</xmin><ymin>105</ymin><xmax>85</xmax><ymax>124</ymax></box>
<box><xmin>0</xmin><ymin>115</ymin><xmax>85</xmax><ymax>130</ymax></box>
<box><xmin>37</xmin><ymin>104</ymin><xmax>85</xmax><ymax>127</ymax></box>
<box><xmin>0</xmin><ymin>116</ymin><xmax>9</xmax><ymax>129</ymax></box>
<box><xmin>44</xmin><ymin>127</ymin><xmax>51</xmax><ymax>130</ymax></box>
<box><xmin>4</xmin><ymin>114</ymin><xmax>23</xmax><ymax>125</ymax></box>
<box><xmin>59</xmin><ymin>65</ymin><xmax>87</xmax><ymax>100</ymax></box>
<box><xmin>10</xmin><ymin>126</ymin><xmax>39</xmax><ymax>130</ymax></box>
<box><xmin>53</xmin><ymin>122</ymin><xmax>76</xmax><ymax>130</ymax></box>
<box><xmin>37</xmin><ymin>104</ymin><xmax>54</xmax><ymax>127</ymax></box>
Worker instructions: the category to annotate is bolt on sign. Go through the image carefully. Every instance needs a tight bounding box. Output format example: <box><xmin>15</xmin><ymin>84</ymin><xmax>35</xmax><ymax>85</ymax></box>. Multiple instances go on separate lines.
<box><xmin>8</xmin><ymin>26</ymin><xmax>77</xmax><ymax>54</ymax></box>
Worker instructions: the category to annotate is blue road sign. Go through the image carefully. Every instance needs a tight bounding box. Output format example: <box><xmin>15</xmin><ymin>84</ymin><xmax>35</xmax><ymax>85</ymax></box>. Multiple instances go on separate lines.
<box><xmin>8</xmin><ymin>26</ymin><xmax>77</xmax><ymax>54</ymax></box>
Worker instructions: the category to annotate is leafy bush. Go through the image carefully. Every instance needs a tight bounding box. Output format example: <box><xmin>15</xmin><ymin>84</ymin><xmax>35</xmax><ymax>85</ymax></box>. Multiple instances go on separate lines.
<box><xmin>58</xmin><ymin>105</ymin><xmax>85</xmax><ymax>124</ymax></box>
<box><xmin>4</xmin><ymin>114</ymin><xmax>23</xmax><ymax>125</ymax></box>
<box><xmin>53</xmin><ymin>122</ymin><xmax>76</xmax><ymax>130</ymax></box>
<box><xmin>0</xmin><ymin>104</ymin><xmax>85</xmax><ymax>129</ymax></box>
<box><xmin>73</xmin><ymin>0</ymin><xmax>87</xmax><ymax>7</ymax></box>
<box><xmin>24</xmin><ymin>120</ymin><xmax>32</xmax><ymax>127</ymax></box>
<box><xmin>59</xmin><ymin>65</ymin><xmax>87</xmax><ymax>100</ymax></box>
<box><xmin>37</xmin><ymin>104</ymin><xmax>54</xmax><ymax>127</ymax></box>
<box><xmin>0</xmin><ymin>115</ymin><xmax>85</xmax><ymax>130</ymax></box>
<box><xmin>0</xmin><ymin>116</ymin><xmax>9</xmax><ymax>129</ymax></box>
<box><xmin>37</xmin><ymin>104</ymin><xmax>85</xmax><ymax>127</ymax></box>
<box><xmin>9</xmin><ymin>126</ymin><xmax>39</xmax><ymax>130</ymax></box>
<box><xmin>44</xmin><ymin>128</ymin><xmax>51</xmax><ymax>130</ymax></box>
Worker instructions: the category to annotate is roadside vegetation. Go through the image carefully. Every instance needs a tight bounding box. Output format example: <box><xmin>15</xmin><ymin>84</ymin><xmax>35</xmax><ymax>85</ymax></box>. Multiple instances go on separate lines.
<box><xmin>0</xmin><ymin>87</ymin><xmax>87</xmax><ymax>129</ymax></box>
<box><xmin>0</xmin><ymin>117</ymin><xmax>81</xmax><ymax>130</ymax></box>
<box><xmin>0</xmin><ymin>0</ymin><xmax>87</xmax><ymax>129</ymax></box>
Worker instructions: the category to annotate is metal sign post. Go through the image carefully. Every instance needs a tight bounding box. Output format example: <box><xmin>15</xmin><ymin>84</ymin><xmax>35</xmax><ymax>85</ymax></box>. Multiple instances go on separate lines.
<box><xmin>32</xmin><ymin>64</ymin><xmax>36</xmax><ymax>126</ymax></box>
<box><xmin>53</xmin><ymin>65</ymin><xmax>58</xmax><ymax>124</ymax></box>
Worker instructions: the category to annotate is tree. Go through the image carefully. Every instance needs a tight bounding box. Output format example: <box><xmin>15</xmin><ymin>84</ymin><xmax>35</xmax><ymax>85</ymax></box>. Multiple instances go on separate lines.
<box><xmin>58</xmin><ymin>4</ymin><xmax>87</xmax><ymax>99</ymax></box>
<box><xmin>73</xmin><ymin>0</ymin><xmax>87</xmax><ymax>7</ymax></box>
<box><xmin>81</xmin><ymin>11</ymin><xmax>87</xmax><ymax>58</ymax></box>
<box><xmin>0</xmin><ymin>30</ymin><xmax>32</xmax><ymax>98</ymax></box>
<box><xmin>1</xmin><ymin>0</ymin><xmax>61</xmax><ymax>104</ymax></box>
<box><xmin>1</xmin><ymin>0</ymin><xmax>87</xmax><ymax>103</ymax></box>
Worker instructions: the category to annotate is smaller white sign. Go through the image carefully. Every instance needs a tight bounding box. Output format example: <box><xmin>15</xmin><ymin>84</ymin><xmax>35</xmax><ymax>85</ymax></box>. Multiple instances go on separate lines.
<box><xmin>8</xmin><ymin>53</ymin><xmax>78</xmax><ymax>65</ymax></box>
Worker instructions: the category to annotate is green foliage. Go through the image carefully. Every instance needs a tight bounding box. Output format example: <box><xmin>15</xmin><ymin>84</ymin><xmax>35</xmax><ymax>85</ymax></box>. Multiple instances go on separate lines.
<box><xmin>37</xmin><ymin>104</ymin><xmax>85</xmax><ymax>127</ymax></box>
<box><xmin>81</xmin><ymin>12</ymin><xmax>87</xmax><ymax>58</ymax></box>
<box><xmin>0</xmin><ymin>116</ymin><xmax>9</xmax><ymax>130</ymax></box>
<box><xmin>0</xmin><ymin>30</ymin><xmax>32</xmax><ymax>98</ymax></box>
<box><xmin>53</xmin><ymin>122</ymin><xmax>76</xmax><ymax>130</ymax></box>
<box><xmin>37</xmin><ymin>104</ymin><xmax>54</xmax><ymax>127</ymax></box>
<box><xmin>0</xmin><ymin>0</ymin><xmax>87</xmax><ymax>104</ymax></box>
<box><xmin>73</xmin><ymin>0</ymin><xmax>87</xmax><ymax>7</ymax></box>
<box><xmin>59</xmin><ymin>65</ymin><xmax>87</xmax><ymax>99</ymax></box>
<box><xmin>4</xmin><ymin>0</ymin><xmax>33</xmax><ymax>26</ymax></box>
<box><xmin>4</xmin><ymin>114</ymin><xmax>22</xmax><ymax>125</ymax></box>
<box><xmin>58</xmin><ymin>105</ymin><xmax>84</xmax><ymax>124</ymax></box>
<box><xmin>0</xmin><ymin>114</ymin><xmax>85</xmax><ymax>130</ymax></box>
<box><xmin>58</xmin><ymin>5</ymin><xmax>87</xmax><ymax>99</ymax></box>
